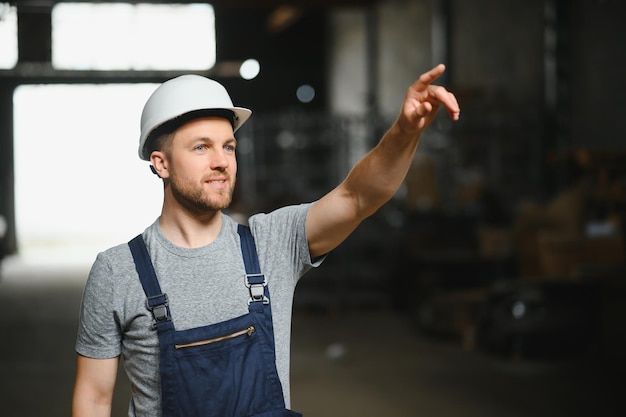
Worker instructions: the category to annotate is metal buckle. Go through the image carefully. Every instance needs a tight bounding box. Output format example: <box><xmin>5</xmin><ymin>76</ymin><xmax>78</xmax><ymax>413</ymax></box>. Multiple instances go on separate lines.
<box><xmin>245</xmin><ymin>273</ymin><xmax>269</xmax><ymax>305</ymax></box>
<box><xmin>146</xmin><ymin>294</ymin><xmax>170</xmax><ymax>328</ymax></box>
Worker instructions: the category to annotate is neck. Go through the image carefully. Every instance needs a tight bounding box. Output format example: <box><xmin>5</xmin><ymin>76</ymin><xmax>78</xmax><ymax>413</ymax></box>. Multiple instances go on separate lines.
<box><xmin>159</xmin><ymin>202</ymin><xmax>223</xmax><ymax>248</ymax></box>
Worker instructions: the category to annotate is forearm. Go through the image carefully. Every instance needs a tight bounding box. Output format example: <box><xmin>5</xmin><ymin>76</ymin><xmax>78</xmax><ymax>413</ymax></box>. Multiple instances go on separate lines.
<box><xmin>342</xmin><ymin>122</ymin><xmax>422</xmax><ymax>217</ymax></box>
<box><xmin>71</xmin><ymin>395</ymin><xmax>112</xmax><ymax>417</ymax></box>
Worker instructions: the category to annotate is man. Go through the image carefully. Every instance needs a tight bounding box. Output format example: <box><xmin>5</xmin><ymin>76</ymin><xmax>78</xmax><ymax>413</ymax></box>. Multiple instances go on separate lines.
<box><xmin>72</xmin><ymin>64</ymin><xmax>460</xmax><ymax>417</ymax></box>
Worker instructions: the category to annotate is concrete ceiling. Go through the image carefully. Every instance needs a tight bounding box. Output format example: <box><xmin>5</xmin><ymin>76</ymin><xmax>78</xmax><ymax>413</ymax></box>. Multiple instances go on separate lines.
<box><xmin>10</xmin><ymin>1</ymin><xmax>379</xmax><ymax>11</ymax></box>
<box><xmin>143</xmin><ymin>0</ymin><xmax>377</xmax><ymax>7</ymax></box>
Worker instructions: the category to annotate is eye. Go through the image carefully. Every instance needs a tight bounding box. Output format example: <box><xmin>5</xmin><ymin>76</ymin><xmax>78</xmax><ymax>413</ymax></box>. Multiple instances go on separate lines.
<box><xmin>194</xmin><ymin>144</ymin><xmax>207</xmax><ymax>152</ymax></box>
<box><xmin>225</xmin><ymin>144</ymin><xmax>236</xmax><ymax>153</ymax></box>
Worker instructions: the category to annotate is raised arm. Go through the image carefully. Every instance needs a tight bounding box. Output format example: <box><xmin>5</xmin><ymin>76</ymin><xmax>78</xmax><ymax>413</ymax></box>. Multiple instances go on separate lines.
<box><xmin>72</xmin><ymin>355</ymin><xmax>119</xmax><ymax>417</ymax></box>
<box><xmin>306</xmin><ymin>64</ymin><xmax>460</xmax><ymax>258</ymax></box>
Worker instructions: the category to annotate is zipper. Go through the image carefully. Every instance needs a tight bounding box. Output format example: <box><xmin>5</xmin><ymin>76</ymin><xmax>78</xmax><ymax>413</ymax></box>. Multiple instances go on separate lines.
<box><xmin>175</xmin><ymin>325</ymin><xmax>255</xmax><ymax>350</ymax></box>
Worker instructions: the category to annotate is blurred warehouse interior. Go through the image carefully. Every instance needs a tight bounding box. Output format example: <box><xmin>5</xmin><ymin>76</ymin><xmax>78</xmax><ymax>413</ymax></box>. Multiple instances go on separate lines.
<box><xmin>1</xmin><ymin>0</ymin><xmax>626</xmax><ymax>376</ymax></box>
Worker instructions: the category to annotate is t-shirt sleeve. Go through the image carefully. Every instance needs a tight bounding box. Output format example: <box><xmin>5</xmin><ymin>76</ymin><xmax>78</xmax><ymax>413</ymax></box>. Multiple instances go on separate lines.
<box><xmin>249</xmin><ymin>202</ymin><xmax>325</xmax><ymax>279</ymax></box>
<box><xmin>75</xmin><ymin>251</ymin><xmax>123</xmax><ymax>359</ymax></box>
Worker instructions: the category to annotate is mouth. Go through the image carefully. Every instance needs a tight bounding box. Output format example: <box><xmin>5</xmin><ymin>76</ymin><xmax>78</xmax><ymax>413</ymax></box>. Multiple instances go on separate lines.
<box><xmin>205</xmin><ymin>178</ymin><xmax>229</xmax><ymax>189</ymax></box>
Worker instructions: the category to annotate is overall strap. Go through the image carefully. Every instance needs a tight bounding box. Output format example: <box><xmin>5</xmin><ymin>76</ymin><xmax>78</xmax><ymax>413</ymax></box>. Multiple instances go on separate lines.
<box><xmin>237</xmin><ymin>224</ymin><xmax>283</xmax><ymax>398</ymax></box>
<box><xmin>128</xmin><ymin>235</ymin><xmax>172</xmax><ymax>329</ymax></box>
<box><xmin>237</xmin><ymin>224</ymin><xmax>271</xmax><ymax>309</ymax></box>
<box><xmin>129</xmin><ymin>227</ymin><xmax>268</xmax><ymax>322</ymax></box>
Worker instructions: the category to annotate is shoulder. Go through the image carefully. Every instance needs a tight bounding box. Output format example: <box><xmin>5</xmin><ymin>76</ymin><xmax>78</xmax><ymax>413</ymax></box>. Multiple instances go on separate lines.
<box><xmin>246</xmin><ymin>203</ymin><xmax>313</xmax><ymax>257</ymax></box>
<box><xmin>85</xmin><ymin>238</ymin><xmax>141</xmax><ymax>295</ymax></box>
<box><xmin>93</xmin><ymin>241</ymin><xmax>134</xmax><ymax>272</ymax></box>
<box><xmin>248</xmin><ymin>203</ymin><xmax>312</xmax><ymax>231</ymax></box>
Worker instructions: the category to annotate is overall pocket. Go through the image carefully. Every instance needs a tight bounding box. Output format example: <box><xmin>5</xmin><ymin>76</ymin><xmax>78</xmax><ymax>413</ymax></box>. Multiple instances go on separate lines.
<box><xmin>171</xmin><ymin>317</ymin><xmax>283</xmax><ymax>417</ymax></box>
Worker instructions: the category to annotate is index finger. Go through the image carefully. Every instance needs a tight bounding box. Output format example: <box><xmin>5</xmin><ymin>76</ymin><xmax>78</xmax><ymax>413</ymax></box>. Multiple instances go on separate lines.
<box><xmin>411</xmin><ymin>63</ymin><xmax>446</xmax><ymax>91</ymax></box>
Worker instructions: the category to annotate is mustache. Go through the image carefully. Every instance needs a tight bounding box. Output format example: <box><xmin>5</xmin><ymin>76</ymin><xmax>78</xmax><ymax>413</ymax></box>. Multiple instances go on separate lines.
<box><xmin>201</xmin><ymin>173</ymin><xmax>232</xmax><ymax>182</ymax></box>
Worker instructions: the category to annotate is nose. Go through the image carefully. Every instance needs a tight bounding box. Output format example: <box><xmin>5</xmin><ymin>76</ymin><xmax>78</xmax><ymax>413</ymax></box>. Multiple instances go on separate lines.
<box><xmin>209</xmin><ymin>148</ymin><xmax>230</xmax><ymax>170</ymax></box>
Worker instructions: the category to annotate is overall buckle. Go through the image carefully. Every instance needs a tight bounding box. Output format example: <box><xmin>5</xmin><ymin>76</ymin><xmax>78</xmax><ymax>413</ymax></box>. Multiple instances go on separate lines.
<box><xmin>146</xmin><ymin>293</ymin><xmax>171</xmax><ymax>328</ymax></box>
<box><xmin>245</xmin><ymin>273</ymin><xmax>269</xmax><ymax>305</ymax></box>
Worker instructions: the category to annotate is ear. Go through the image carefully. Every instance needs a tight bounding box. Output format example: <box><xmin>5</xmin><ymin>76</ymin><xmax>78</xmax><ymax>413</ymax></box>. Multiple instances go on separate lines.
<box><xmin>150</xmin><ymin>151</ymin><xmax>170</xmax><ymax>179</ymax></box>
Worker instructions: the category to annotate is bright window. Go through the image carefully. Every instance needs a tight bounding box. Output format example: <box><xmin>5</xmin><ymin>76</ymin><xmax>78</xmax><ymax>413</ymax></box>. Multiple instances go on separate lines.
<box><xmin>0</xmin><ymin>3</ymin><xmax>17</xmax><ymax>69</ymax></box>
<box><xmin>52</xmin><ymin>3</ymin><xmax>215</xmax><ymax>70</ymax></box>
<box><xmin>13</xmin><ymin>83</ymin><xmax>164</xmax><ymax>264</ymax></box>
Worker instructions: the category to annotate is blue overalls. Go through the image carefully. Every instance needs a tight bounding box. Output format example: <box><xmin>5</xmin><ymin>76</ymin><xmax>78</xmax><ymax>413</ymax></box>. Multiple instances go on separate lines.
<box><xmin>128</xmin><ymin>225</ymin><xmax>302</xmax><ymax>417</ymax></box>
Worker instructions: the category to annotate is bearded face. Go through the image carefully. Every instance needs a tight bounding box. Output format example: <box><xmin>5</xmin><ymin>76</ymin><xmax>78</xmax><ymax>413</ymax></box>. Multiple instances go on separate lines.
<box><xmin>156</xmin><ymin>117</ymin><xmax>239</xmax><ymax>215</ymax></box>
<box><xmin>168</xmin><ymin>167</ymin><xmax>236</xmax><ymax>213</ymax></box>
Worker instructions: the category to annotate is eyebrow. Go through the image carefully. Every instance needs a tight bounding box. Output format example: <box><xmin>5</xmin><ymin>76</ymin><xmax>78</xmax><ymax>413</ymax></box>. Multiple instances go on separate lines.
<box><xmin>190</xmin><ymin>137</ymin><xmax>237</xmax><ymax>148</ymax></box>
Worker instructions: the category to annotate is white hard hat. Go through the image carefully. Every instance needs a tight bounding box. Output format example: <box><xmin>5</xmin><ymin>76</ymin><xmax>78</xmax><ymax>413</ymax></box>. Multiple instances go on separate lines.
<box><xmin>138</xmin><ymin>74</ymin><xmax>252</xmax><ymax>160</ymax></box>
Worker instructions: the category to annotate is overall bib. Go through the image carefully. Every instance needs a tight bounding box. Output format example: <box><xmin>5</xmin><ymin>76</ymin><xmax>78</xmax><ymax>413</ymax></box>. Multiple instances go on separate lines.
<box><xmin>128</xmin><ymin>225</ymin><xmax>302</xmax><ymax>417</ymax></box>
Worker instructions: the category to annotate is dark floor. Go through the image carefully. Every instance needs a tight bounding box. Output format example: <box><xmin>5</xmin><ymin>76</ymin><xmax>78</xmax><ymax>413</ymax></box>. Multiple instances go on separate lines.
<box><xmin>0</xmin><ymin>257</ymin><xmax>624</xmax><ymax>417</ymax></box>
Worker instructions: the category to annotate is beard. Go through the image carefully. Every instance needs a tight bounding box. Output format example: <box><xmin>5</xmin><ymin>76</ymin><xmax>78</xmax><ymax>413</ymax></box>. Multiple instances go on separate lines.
<box><xmin>168</xmin><ymin>170</ymin><xmax>236</xmax><ymax>213</ymax></box>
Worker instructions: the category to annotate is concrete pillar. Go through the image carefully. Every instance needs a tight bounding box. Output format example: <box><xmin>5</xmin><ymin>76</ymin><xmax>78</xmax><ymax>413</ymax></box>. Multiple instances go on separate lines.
<box><xmin>0</xmin><ymin>83</ymin><xmax>16</xmax><ymax>256</ymax></box>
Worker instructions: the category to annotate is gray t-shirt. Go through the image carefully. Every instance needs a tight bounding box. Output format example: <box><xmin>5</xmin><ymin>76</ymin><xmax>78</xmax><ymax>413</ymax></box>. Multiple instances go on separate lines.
<box><xmin>75</xmin><ymin>203</ymin><xmax>320</xmax><ymax>416</ymax></box>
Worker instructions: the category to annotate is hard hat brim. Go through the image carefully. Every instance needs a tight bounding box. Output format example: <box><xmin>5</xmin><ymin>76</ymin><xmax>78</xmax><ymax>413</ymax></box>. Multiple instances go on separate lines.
<box><xmin>139</xmin><ymin>106</ymin><xmax>252</xmax><ymax>161</ymax></box>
